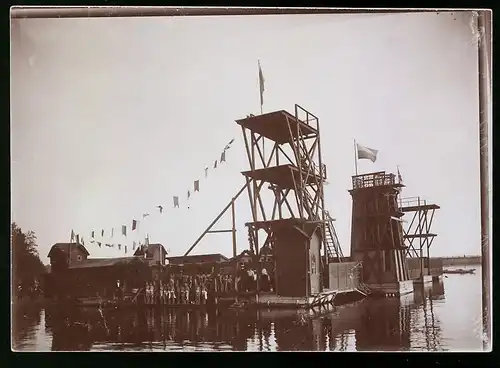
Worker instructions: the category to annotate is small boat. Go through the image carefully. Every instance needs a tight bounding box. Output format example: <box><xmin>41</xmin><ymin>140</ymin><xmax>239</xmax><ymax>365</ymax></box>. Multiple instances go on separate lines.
<box><xmin>443</xmin><ymin>268</ymin><xmax>475</xmax><ymax>275</ymax></box>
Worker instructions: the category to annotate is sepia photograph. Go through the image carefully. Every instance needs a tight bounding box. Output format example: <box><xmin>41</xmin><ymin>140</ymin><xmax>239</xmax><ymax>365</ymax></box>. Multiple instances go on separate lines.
<box><xmin>10</xmin><ymin>7</ymin><xmax>492</xmax><ymax>352</ymax></box>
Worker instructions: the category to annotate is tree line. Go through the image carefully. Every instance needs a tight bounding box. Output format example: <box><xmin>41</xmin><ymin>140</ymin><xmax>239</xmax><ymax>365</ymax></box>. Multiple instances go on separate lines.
<box><xmin>12</xmin><ymin>222</ymin><xmax>47</xmax><ymax>293</ymax></box>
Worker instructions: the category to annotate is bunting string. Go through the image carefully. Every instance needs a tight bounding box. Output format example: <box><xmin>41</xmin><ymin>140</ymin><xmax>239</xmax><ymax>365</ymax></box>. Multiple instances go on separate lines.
<box><xmin>69</xmin><ymin>137</ymin><xmax>236</xmax><ymax>256</ymax></box>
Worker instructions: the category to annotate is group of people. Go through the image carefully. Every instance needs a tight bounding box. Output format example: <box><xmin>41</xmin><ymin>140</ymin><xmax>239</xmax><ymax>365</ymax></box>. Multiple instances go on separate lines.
<box><xmin>16</xmin><ymin>280</ymin><xmax>42</xmax><ymax>301</ymax></box>
<box><xmin>135</xmin><ymin>264</ymin><xmax>274</xmax><ymax>306</ymax></box>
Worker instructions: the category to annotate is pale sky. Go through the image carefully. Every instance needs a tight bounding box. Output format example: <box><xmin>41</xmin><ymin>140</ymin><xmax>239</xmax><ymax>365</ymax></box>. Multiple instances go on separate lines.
<box><xmin>11</xmin><ymin>12</ymin><xmax>481</xmax><ymax>263</ymax></box>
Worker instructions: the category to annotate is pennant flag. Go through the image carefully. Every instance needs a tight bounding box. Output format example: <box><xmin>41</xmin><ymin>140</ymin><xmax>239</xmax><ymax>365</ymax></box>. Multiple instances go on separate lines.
<box><xmin>124</xmin><ymin>245</ymin><xmax>127</xmax><ymax>254</ymax></box>
<box><xmin>70</xmin><ymin>230</ymin><xmax>75</xmax><ymax>242</ymax></box>
<box><xmin>111</xmin><ymin>228</ymin><xmax>114</xmax><ymax>237</ymax></box>
<box><xmin>228</xmin><ymin>138</ymin><xmax>235</xmax><ymax>146</ymax></box>
<box><xmin>187</xmin><ymin>190</ymin><xmax>191</xmax><ymax>199</ymax></box>
<box><xmin>356</xmin><ymin>143</ymin><xmax>378</xmax><ymax>163</ymax></box>
<box><xmin>90</xmin><ymin>239</ymin><xmax>95</xmax><ymax>244</ymax></box>
<box><xmin>157</xmin><ymin>205</ymin><xmax>163</xmax><ymax>214</ymax></box>
<box><xmin>132</xmin><ymin>220</ymin><xmax>138</xmax><ymax>231</ymax></box>
<box><xmin>258</xmin><ymin>60</ymin><xmax>265</xmax><ymax>107</ymax></box>
<box><xmin>173</xmin><ymin>196</ymin><xmax>179</xmax><ymax>208</ymax></box>
<box><xmin>220</xmin><ymin>151</ymin><xmax>226</xmax><ymax>163</ymax></box>
<box><xmin>397</xmin><ymin>166</ymin><xmax>403</xmax><ymax>183</ymax></box>
<box><xmin>204</xmin><ymin>166</ymin><xmax>208</xmax><ymax>178</ymax></box>
<box><xmin>214</xmin><ymin>160</ymin><xmax>218</xmax><ymax>169</ymax></box>
<box><xmin>97</xmin><ymin>242</ymin><xmax>101</xmax><ymax>247</ymax></box>
<box><xmin>76</xmin><ymin>234</ymin><xmax>80</xmax><ymax>244</ymax></box>
<box><xmin>101</xmin><ymin>229</ymin><xmax>104</xmax><ymax>237</ymax></box>
<box><xmin>91</xmin><ymin>230</ymin><xmax>95</xmax><ymax>238</ymax></box>
<box><xmin>143</xmin><ymin>213</ymin><xmax>150</xmax><ymax>219</ymax></box>
<box><xmin>194</xmin><ymin>180</ymin><xmax>200</xmax><ymax>192</ymax></box>
<box><xmin>122</xmin><ymin>225</ymin><xmax>127</xmax><ymax>236</ymax></box>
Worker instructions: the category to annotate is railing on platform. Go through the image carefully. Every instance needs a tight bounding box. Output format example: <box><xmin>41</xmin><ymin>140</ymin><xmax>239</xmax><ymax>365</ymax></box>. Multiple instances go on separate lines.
<box><xmin>294</xmin><ymin>103</ymin><xmax>319</xmax><ymax>130</ymax></box>
<box><xmin>399</xmin><ymin>196</ymin><xmax>427</xmax><ymax>209</ymax></box>
<box><xmin>299</xmin><ymin>157</ymin><xmax>327</xmax><ymax>181</ymax></box>
<box><xmin>352</xmin><ymin>171</ymin><xmax>396</xmax><ymax>189</ymax></box>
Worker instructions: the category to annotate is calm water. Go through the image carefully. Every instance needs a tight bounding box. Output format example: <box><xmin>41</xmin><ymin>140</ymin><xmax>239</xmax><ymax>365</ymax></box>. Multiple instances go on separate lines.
<box><xmin>12</xmin><ymin>267</ymin><xmax>484</xmax><ymax>352</ymax></box>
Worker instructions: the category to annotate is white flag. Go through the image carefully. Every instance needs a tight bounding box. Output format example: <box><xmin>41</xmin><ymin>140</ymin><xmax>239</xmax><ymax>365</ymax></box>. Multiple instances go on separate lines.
<box><xmin>356</xmin><ymin>143</ymin><xmax>378</xmax><ymax>163</ymax></box>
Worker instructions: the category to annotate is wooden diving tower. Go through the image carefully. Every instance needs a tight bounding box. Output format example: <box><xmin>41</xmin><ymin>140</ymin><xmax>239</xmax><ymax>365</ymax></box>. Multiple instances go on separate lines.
<box><xmin>236</xmin><ymin>105</ymin><xmax>344</xmax><ymax>297</ymax></box>
<box><xmin>399</xmin><ymin>196</ymin><xmax>441</xmax><ymax>282</ymax></box>
<box><xmin>349</xmin><ymin>171</ymin><xmax>413</xmax><ymax>297</ymax></box>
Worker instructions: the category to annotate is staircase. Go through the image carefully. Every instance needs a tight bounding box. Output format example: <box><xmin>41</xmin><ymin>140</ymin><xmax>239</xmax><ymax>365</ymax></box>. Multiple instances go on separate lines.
<box><xmin>355</xmin><ymin>283</ymin><xmax>372</xmax><ymax>296</ymax></box>
<box><xmin>301</xmin><ymin>189</ymin><xmax>344</xmax><ymax>263</ymax></box>
<box><xmin>324</xmin><ymin>210</ymin><xmax>344</xmax><ymax>262</ymax></box>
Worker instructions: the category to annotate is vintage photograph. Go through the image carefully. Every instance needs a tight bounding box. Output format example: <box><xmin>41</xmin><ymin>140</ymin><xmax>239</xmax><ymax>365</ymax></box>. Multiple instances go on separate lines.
<box><xmin>10</xmin><ymin>7</ymin><xmax>492</xmax><ymax>352</ymax></box>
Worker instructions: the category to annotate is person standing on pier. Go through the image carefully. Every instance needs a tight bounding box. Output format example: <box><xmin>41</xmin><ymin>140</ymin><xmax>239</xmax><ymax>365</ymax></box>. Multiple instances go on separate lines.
<box><xmin>260</xmin><ymin>268</ymin><xmax>270</xmax><ymax>292</ymax></box>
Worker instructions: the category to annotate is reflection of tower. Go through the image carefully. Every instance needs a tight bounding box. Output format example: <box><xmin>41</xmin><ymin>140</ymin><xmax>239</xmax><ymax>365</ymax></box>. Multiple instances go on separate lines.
<box><xmin>355</xmin><ymin>298</ymin><xmax>411</xmax><ymax>351</ymax></box>
<box><xmin>349</xmin><ymin>172</ymin><xmax>412</xmax><ymax>296</ymax></box>
<box><xmin>237</xmin><ymin>106</ymin><xmax>342</xmax><ymax>297</ymax></box>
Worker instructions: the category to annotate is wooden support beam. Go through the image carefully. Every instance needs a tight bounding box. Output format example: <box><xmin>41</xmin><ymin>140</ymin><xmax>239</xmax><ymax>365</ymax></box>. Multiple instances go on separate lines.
<box><xmin>183</xmin><ymin>182</ymin><xmax>248</xmax><ymax>257</ymax></box>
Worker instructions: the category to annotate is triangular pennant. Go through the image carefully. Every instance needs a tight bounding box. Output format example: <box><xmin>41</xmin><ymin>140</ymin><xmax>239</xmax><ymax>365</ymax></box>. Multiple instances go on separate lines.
<box><xmin>214</xmin><ymin>160</ymin><xmax>218</xmax><ymax>169</ymax></box>
<box><xmin>97</xmin><ymin>242</ymin><xmax>101</xmax><ymax>247</ymax></box>
<box><xmin>194</xmin><ymin>180</ymin><xmax>200</xmax><ymax>192</ymax></box>
<box><xmin>122</xmin><ymin>225</ymin><xmax>127</xmax><ymax>237</ymax></box>
<box><xmin>173</xmin><ymin>196</ymin><xmax>179</xmax><ymax>208</ymax></box>
<box><xmin>220</xmin><ymin>150</ymin><xmax>226</xmax><ymax>163</ymax></box>
<box><xmin>143</xmin><ymin>213</ymin><xmax>150</xmax><ymax>219</ymax></box>
<box><xmin>101</xmin><ymin>229</ymin><xmax>104</xmax><ymax>237</ymax></box>
<box><xmin>132</xmin><ymin>220</ymin><xmax>138</xmax><ymax>231</ymax></box>
<box><xmin>76</xmin><ymin>234</ymin><xmax>80</xmax><ymax>244</ymax></box>
<box><xmin>91</xmin><ymin>230</ymin><xmax>95</xmax><ymax>238</ymax></box>
<box><xmin>187</xmin><ymin>190</ymin><xmax>191</xmax><ymax>199</ymax></box>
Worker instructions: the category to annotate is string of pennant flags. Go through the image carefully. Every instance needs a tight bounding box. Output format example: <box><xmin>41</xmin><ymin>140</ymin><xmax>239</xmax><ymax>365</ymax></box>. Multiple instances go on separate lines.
<box><xmin>70</xmin><ymin>137</ymin><xmax>236</xmax><ymax>255</ymax></box>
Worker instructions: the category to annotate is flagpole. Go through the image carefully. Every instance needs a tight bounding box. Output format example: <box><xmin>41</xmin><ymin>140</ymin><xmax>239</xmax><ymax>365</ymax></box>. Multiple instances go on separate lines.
<box><xmin>354</xmin><ymin>139</ymin><xmax>358</xmax><ymax>176</ymax></box>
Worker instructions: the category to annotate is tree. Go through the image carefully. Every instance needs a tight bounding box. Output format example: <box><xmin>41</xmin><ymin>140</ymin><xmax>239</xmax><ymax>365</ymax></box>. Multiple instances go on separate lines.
<box><xmin>11</xmin><ymin>222</ymin><xmax>46</xmax><ymax>289</ymax></box>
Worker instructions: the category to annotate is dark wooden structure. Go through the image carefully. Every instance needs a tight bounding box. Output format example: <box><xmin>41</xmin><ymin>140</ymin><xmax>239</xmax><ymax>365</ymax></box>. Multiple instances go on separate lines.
<box><xmin>167</xmin><ymin>253</ymin><xmax>229</xmax><ymax>266</ymax></box>
<box><xmin>45</xmin><ymin>256</ymin><xmax>151</xmax><ymax>300</ymax></box>
<box><xmin>349</xmin><ymin>171</ymin><xmax>412</xmax><ymax>295</ymax></box>
<box><xmin>236</xmin><ymin>105</ymin><xmax>343</xmax><ymax>297</ymax></box>
<box><xmin>133</xmin><ymin>243</ymin><xmax>168</xmax><ymax>266</ymax></box>
<box><xmin>48</xmin><ymin>242</ymin><xmax>90</xmax><ymax>270</ymax></box>
<box><xmin>398</xmin><ymin>196</ymin><xmax>441</xmax><ymax>280</ymax></box>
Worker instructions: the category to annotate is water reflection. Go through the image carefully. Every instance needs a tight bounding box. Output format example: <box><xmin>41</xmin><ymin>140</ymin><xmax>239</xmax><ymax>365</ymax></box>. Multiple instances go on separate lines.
<box><xmin>13</xmin><ymin>280</ymin><xmax>451</xmax><ymax>351</ymax></box>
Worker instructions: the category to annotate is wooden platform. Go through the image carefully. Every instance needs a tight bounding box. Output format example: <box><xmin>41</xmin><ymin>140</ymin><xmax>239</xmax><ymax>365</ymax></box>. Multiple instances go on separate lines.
<box><xmin>236</xmin><ymin>110</ymin><xmax>317</xmax><ymax>144</ymax></box>
<box><xmin>241</xmin><ymin>164</ymin><xmax>324</xmax><ymax>190</ymax></box>
<box><xmin>365</xmin><ymin>280</ymin><xmax>414</xmax><ymax>298</ymax></box>
<box><xmin>413</xmin><ymin>275</ymin><xmax>433</xmax><ymax>285</ymax></box>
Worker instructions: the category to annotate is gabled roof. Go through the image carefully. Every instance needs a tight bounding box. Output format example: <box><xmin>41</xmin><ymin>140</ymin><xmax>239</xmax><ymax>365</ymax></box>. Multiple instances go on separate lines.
<box><xmin>48</xmin><ymin>243</ymin><xmax>90</xmax><ymax>258</ymax></box>
<box><xmin>166</xmin><ymin>253</ymin><xmax>228</xmax><ymax>265</ymax></box>
<box><xmin>133</xmin><ymin>243</ymin><xmax>167</xmax><ymax>258</ymax></box>
<box><xmin>68</xmin><ymin>256</ymin><xmax>148</xmax><ymax>269</ymax></box>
